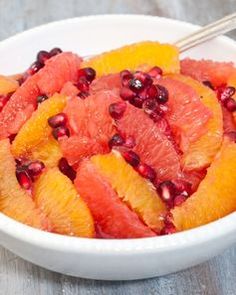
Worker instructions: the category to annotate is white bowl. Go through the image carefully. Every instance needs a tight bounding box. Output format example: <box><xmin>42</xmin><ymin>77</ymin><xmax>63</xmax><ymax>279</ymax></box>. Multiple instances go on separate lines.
<box><xmin>0</xmin><ymin>15</ymin><xmax>235</xmax><ymax>281</ymax></box>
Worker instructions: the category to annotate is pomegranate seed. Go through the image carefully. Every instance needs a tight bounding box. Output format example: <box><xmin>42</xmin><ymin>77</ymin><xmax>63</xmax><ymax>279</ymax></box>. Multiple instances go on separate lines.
<box><xmin>147</xmin><ymin>84</ymin><xmax>158</xmax><ymax>99</ymax></box>
<box><xmin>9</xmin><ymin>133</ymin><xmax>16</xmax><ymax>143</ymax></box>
<box><xmin>225</xmin><ymin>98</ymin><xmax>236</xmax><ymax>112</ymax></box>
<box><xmin>217</xmin><ymin>85</ymin><xmax>235</xmax><ymax>103</ymax></box>
<box><xmin>120</xmin><ymin>70</ymin><xmax>133</xmax><ymax>86</ymax></box>
<box><xmin>52</xmin><ymin>126</ymin><xmax>70</xmax><ymax>140</ymax></box>
<box><xmin>155</xmin><ymin>85</ymin><xmax>169</xmax><ymax>103</ymax></box>
<box><xmin>27</xmin><ymin>161</ymin><xmax>45</xmax><ymax>177</ymax></box>
<box><xmin>16</xmin><ymin>170</ymin><xmax>32</xmax><ymax>190</ymax></box>
<box><xmin>124</xmin><ymin>136</ymin><xmax>136</xmax><ymax>148</ymax></box>
<box><xmin>158</xmin><ymin>181</ymin><xmax>175</xmax><ymax>203</ymax></box>
<box><xmin>133</xmin><ymin>71</ymin><xmax>152</xmax><ymax>87</ymax></box>
<box><xmin>148</xmin><ymin>66</ymin><xmax>163</xmax><ymax>79</ymax></box>
<box><xmin>157</xmin><ymin>104</ymin><xmax>168</xmax><ymax>115</ymax></box>
<box><xmin>77</xmin><ymin>77</ymin><xmax>90</xmax><ymax>92</ymax></box>
<box><xmin>78</xmin><ymin>91</ymin><xmax>90</xmax><ymax>99</ymax></box>
<box><xmin>160</xmin><ymin>223</ymin><xmax>176</xmax><ymax>235</ymax></box>
<box><xmin>109</xmin><ymin>102</ymin><xmax>126</xmax><ymax>119</ymax></box>
<box><xmin>174</xmin><ymin>194</ymin><xmax>187</xmax><ymax>207</ymax></box>
<box><xmin>37</xmin><ymin>94</ymin><xmax>48</xmax><ymax>104</ymax></box>
<box><xmin>138</xmin><ymin>88</ymin><xmax>148</xmax><ymax>100</ymax></box>
<box><xmin>49</xmin><ymin>47</ymin><xmax>62</xmax><ymax>56</ymax></box>
<box><xmin>0</xmin><ymin>94</ymin><xmax>10</xmax><ymax>112</ymax></box>
<box><xmin>78</xmin><ymin>67</ymin><xmax>96</xmax><ymax>83</ymax></box>
<box><xmin>37</xmin><ymin>50</ymin><xmax>50</xmax><ymax>64</ymax></box>
<box><xmin>108</xmin><ymin>133</ymin><xmax>125</xmax><ymax>148</ymax></box>
<box><xmin>120</xmin><ymin>87</ymin><xmax>136</xmax><ymax>100</ymax></box>
<box><xmin>137</xmin><ymin>163</ymin><xmax>156</xmax><ymax>181</ymax></box>
<box><xmin>28</xmin><ymin>61</ymin><xmax>43</xmax><ymax>75</ymax></box>
<box><xmin>172</xmin><ymin>179</ymin><xmax>192</xmax><ymax>196</ymax></box>
<box><xmin>225</xmin><ymin>131</ymin><xmax>236</xmax><ymax>142</ymax></box>
<box><xmin>48</xmin><ymin>113</ymin><xmax>67</xmax><ymax>128</ymax></box>
<box><xmin>129</xmin><ymin>78</ymin><xmax>144</xmax><ymax>93</ymax></box>
<box><xmin>203</xmin><ymin>80</ymin><xmax>214</xmax><ymax>90</ymax></box>
<box><xmin>129</xmin><ymin>96</ymin><xmax>144</xmax><ymax>108</ymax></box>
<box><xmin>59</xmin><ymin>158</ymin><xmax>76</xmax><ymax>181</ymax></box>
<box><xmin>123</xmin><ymin>150</ymin><xmax>140</xmax><ymax>167</ymax></box>
<box><xmin>143</xmin><ymin>98</ymin><xmax>158</xmax><ymax>114</ymax></box>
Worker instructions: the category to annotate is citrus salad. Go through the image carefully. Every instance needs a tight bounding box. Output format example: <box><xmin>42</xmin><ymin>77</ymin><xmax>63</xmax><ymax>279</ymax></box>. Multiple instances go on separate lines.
<box><xmin>0</xmin><ymin>42</ymin><xmax>235</xmax><ymax>239</ymax></box>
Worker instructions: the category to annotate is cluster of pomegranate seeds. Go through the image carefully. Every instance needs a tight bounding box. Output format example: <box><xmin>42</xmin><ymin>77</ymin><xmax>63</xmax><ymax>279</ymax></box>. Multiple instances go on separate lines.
<box><xmin>76</xmin><ymin>67</ymin><xmax>96</xmax><ymax>98</ymax></box>
<box><xmin>58</xmin><ymin>158</ymin><xmax>76</xmax><ymax>181</ymax></box>
<box><xmin>16</xmin><ymin>160</ymin><xmax>45</xmax><ymax>190</ymax></box>
<box><xmin>157</xmin><ymin>179</ymin><xmax>192</xmax><ymax>208</ymax></box>
<box><xmin>37</xmin><ymin>94</ymin><xmax>48</xmax><ymax>104</ymax></box>
<box><xmin>20</xmin><ymin>47</ymin><xmax>63</xmax><ymax>84</ymax></box>
<box><xmin>216</xmin><ymin>85</ymin><xmax>236</xmax><ymax>112</ymax></box>
<box><xmin>109</xmin><ymin>102</ymin><xmax>127</xmax><ymax>119</ymax></box>
<box><xmin>119</xmin><ymin>68</ymin><xmax>169</xmax><ymax>121</ymax></box>
<box><xmin>0</xmin><ymin>93</ymin><xmax>12</xmax><ymax>112</ymax></box>
<box><xmin>48</xmin><ymin>113</ymin><xmax>70</xmax><ymax>140</ymax></box>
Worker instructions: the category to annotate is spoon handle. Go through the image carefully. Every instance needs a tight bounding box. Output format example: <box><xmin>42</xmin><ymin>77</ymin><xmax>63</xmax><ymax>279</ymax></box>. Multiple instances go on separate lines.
<box><xmin>175</xmin><ymin>12</ymin><xmax>236</xmax><ymax>52</ymax></box>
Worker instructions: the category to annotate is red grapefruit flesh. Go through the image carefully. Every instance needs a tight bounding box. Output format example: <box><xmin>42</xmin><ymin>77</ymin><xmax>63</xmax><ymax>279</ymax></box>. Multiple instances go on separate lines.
<box><xmin>75</xmin><ymin>159</ymin><xmax>156</xmax><ymax>238</ymax></box>
<box><xmin>90</xmin><ymin>74</ymin><xmax>121</xmax><ymax>93</ymax></box>
<box><xmin>60</xmin><ymin>81</ymin><xmax>79</xmax><ymax>97</ymax></box>
<box><xmin>116</xmin><ymin>103</ymin><xmax>181</xmax><ymax>181</ymax></box>
<box><xmin>0</xmin><ymin>52</ymin><xmax>81</xmax><ymax>139</ymax></box>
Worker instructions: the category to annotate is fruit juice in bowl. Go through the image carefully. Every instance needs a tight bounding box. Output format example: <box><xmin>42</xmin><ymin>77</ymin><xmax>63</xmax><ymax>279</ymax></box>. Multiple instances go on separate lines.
<box><xmin>0</xmin><ymin>15</ymin><xmax>235</xmax><ymax>280</ymax></box>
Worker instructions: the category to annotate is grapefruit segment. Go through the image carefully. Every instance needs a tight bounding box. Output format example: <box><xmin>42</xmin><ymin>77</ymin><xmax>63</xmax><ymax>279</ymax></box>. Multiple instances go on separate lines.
<box><xmin>12</xmin><ymin>93</ymin><xmax>66</xmax><ymax>157</ymax></box>
<box><xmin>158</xmin><ymin>77</ymin><xmax>212</xmax><ymax>152</ymax></box>
<box><xmin>75</xmin><ymin>159</ymin><xmax>156</xmax><ymax>238</ymax></box>
<box><xmin>0</xmin><ymin>139</ymin><xmax>50</xmax><ymax>230</ymax></box>
<box><xmin>91</xmin><ymin>152</ymin><xmax>167</xmax><ymax>232</ymax></box>
<box><xmin>82</xmin><ymin>41</ymin><xmax>180</xmax><ymax>76</ymax></box>
<box><xmin>169</xmin><ymin>74</ymin><xmax>223</xmax><ymax>170</ymax></box>
<box><xmin>172</xmin><ymin>138</ymin><xmax>236</xmax><ymax>231</ymax></box>
<box><xmin>34</xmin><ymin>167</ymin><xmax>94</xmax><ymax>237</ymax></box>
<box><xmin>117</xmin><ymin>103</ymin><xmax>181</xmax><ymax>181</ymax></box>
<box><xmin>0</xmin><ymin>52</ymin><xmax>81</xmax><ymax>139</ymax></box>
<box><xmin>0</xmin><ymin>75</ymin><xmax>19</xmax><ymax>95</ymax></box>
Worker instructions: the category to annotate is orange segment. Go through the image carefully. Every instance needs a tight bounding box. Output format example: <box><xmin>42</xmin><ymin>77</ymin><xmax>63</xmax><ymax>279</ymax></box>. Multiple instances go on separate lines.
<box><xmin>91</xmin><ymin>152</ymin><xmax>166</xmax><ymax>232</ymax></box>
<box><xmin>82</xmin><ymin>41</ymin><xmax>180</xmax><ymax>76</ymax></box>
<box><xmin>172</xmin><ymin>138</ymin><xmax>236</xmax><ymax>231</ymax></box>
<box><xmin>170</xmin><ymin>74</ymin><xmax>223</xmax><ymax>170</ymax></box>
<box><xmin>30</xmin><ymin>137</ymin><xmax>63</xmax><ymax>168</ymax></box>
<box><xmin>12</xmin><ymin>93</ymin><xmax>66</xmax><ymax>157</ymax></box>
<box><xmin>34</xmin><ymin>167</ymin><xmax>95</xmax><ymax>237</ymax></box>
<box><xmin>0</xmin><ymin>75</ymin><xmax>19</xmax><ymax>95</ymax></box>
<box><xmin>0</xmin><ymin>139</ymin><xmax>50</xmax><ymax>230</ymax></box>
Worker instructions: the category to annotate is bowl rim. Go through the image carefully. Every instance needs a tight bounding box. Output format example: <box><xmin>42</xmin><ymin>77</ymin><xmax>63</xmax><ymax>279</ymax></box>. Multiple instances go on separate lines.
<box><xmin>0</xmin><ymin>14</ymin><xmax>235</xmax><ymax>254</ymax></box>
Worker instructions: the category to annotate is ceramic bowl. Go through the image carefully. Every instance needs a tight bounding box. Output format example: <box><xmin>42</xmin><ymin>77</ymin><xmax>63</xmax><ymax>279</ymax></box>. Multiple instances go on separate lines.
<box><xmin>0</xmin><ymin>15</ymin><xmax>235</xmax><ymax>280</ymax></box>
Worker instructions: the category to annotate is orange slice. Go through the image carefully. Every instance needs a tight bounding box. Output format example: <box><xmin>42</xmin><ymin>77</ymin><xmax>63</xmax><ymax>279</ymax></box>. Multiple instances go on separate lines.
<box><xmin>172</xmin><ymin>138</ymin><xmax>236</xmax><ymax>231</ymax></box>
<box><xmin>0</xmin><ymin>75</ymin><xmax>19</xmax><ymax>95</ymax></box>
<box><xmin>91</xmin><ymin>152</ymin><xmax>167</xmax><ymax>232</ymax></box>
<box><xmin>34</xmin><ymin>167</ymin><xmax>95</xmax><ymax>237</ymax></box>
<box><xmin>82</xmin><ymin>41</ymin><xmax>180</xmax><ymax>76</ymax></box>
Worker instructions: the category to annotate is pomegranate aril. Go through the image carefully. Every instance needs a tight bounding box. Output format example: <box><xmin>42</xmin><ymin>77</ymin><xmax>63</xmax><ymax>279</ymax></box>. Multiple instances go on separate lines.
<box><xmin>52</xmin><ymin>126</ymin><xmax>70</xmax><ymax>140</ymax></box>
<box><xmin>28</xmin><ymin>61</ymin><xmax>43</xmax><ymax>75</ymax></box>
<box><xmin>148</xmin><ymin>66</ymin><xmax>163</xmax><ymax>79</ymax></box>
<box><xmin>129</xmin><ymin>78</ymin><xmax>144</xmax><ymax>93</ymax></box>
<box><xmin>143</xmin><ymin>98</ymin><xmax>158</xmax><ymax>114</ymax></box>
<box><xmin>123</xmin><ymin>150</ymin><xmax>140</xmax><ymax>167</ymax></box>
<box><xmin>27</xmin><ymin>161</ymin><xmax>45</xmax><ymax>177</ymax></box>
<box><xmin>225</xmin><ymin>131</ymin><xmax>236</xmax><ymax>142</ymax></box>
<box><xmin>137</xmin><ymin>163</ymin><xmax>156</xmax><ymax>181</ymax></box>
<box><xmin>129</xmin><ymin>96</ymin><xmax>144</xmax><ymax>108</ymax></box>
<box><xmin>49</xmin><ymin>47</ymin><xmax>62</xmax><ymax>56</ymax></box>
<box><xmin>120</xmin><ymin>70</ymin><xmax>133</xmax><ymax>86</ymax></box>
<box><xmin>173</xmin><ymin>194</ymin><xmax>187</xmax><ymax>207</ymax></box>
<box><xmin>147</xmin><ymin>84</ymin><xmax>158</xmax><ymax>99</ymax></box>
<box><xmin>37</xmin><ymin>50</ymin><xmax>50</xmax><ymax>64</ymax></box>
<box><xmin>109</xmin><ymin>102</ymin><xmax>126</xmax><ymax>120</ymax></box>
<box><xmin>158</xmin><ymin>181</ymin><xmax>175</xmax><ymax>203</ymax></box>
<box><xmin>172</xmin><ymin>179</ymin><xmax>192</xmax><ymax>195</ymax></box>
<box><xmin>160</xmin><ymin>223</ymin><xmax>176</xmax><ymax>235</ymax></box>
<box><xmin>59</xmin><ymin>158</ymin><xmax>76</xmax><ymax>181</ymax></box>
<box><xmin>124</xmin><ymin>136</ymin><xmax>136</xmax><ymax>148</ymax></box>
<box><xmin>156</xmin><ymin>84</ymin><xmax>169</xmax><ymax>103</ymax></box>
<box><xmin>48</xmin><ymin>113</ymin><xmax>67</xmax><ymax>128</ymax></box>
<box><xmin>133</xmin><ymin>71</ymin><xmax>152</xmax><ymax>87</ymax></box>
<box><xmin>9</xmin><ymin>133</ymin><xmax>17</xmax><ymax>143</ymax></box>
<box><xmin>37</xmin><ymin>94</ymin><xmax>48</xmax><ymax>104</ymax></box>
<box><xmin>225</xmin><ymin>98</ymin><xmax>236</xmax><ymax>112</ymax></box>
<box><xmin>78</xmin><ymin>91</ymin><xmax>90</xmax><ymax>99</ymax></box>
<box><xmin>78</xmin><ymin>67</ymin><xmax>96</xmax><ymax>83</ymax></box>
<box><xmin>157</xmin><ymin>104</ymin><xmax>168</xmax><ymax>115</ymax></box>
<box><xmin>77</xmin><ymin>77</ymin><xmax>90</xmax><ymax>92</ymax></box>
<box><xmin>120</xmin><ymin>87</ymin><xmax>136</xmax><ymax>101</ymax></box>
<box><xmin>217</xmin><ymin>85</ymin><xmax>235</xmax><ymax>103</ymax></box>
<box><xmin>108</xmin><ymin>133</ymin><xmax>125</xmax><ymax>148</ymax></box>
<box><xmin>203</xmin><ymin>80</ymin><xmax>214</xmax><ymax>90</ymax></box>
<box><xmin>16</xmin><ymin>170</ymin><xmax>32</xmax><ymax>190</ymax></box>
